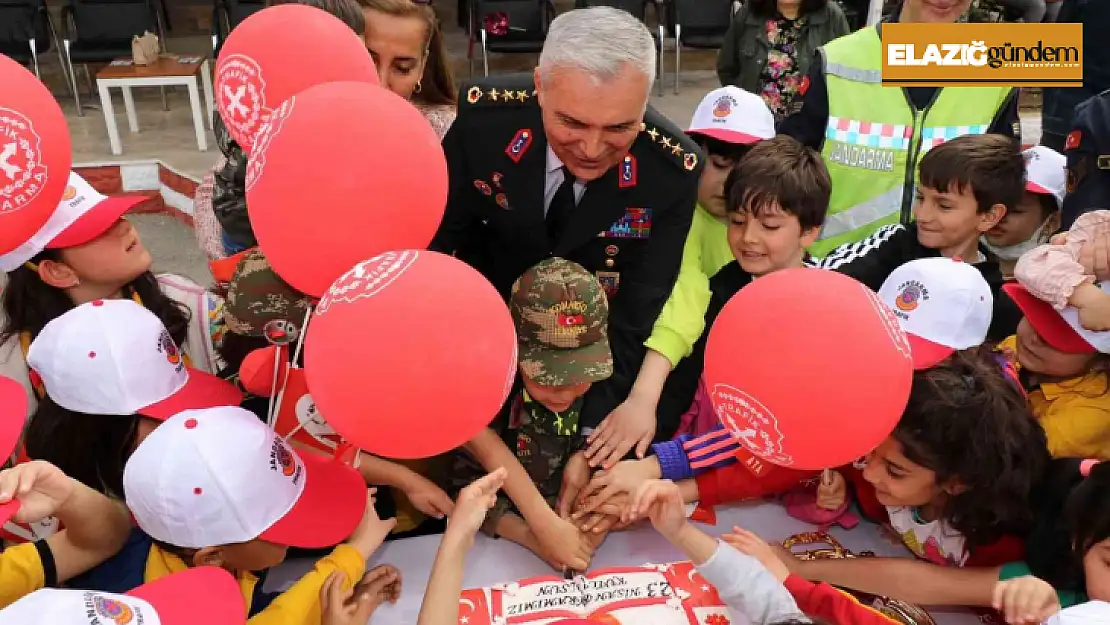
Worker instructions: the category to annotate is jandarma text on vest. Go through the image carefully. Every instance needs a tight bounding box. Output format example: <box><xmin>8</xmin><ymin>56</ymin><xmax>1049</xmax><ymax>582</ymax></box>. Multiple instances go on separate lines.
<box><xmin>827</xmin><ymin>143</ymin><xmax>896</xmax><ymax>172</ymax></box>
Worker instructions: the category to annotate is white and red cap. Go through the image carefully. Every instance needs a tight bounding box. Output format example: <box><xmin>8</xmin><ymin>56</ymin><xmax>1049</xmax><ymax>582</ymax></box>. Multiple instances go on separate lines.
<box><xmin>123</xmin><ymin>406</ymin><xmax>367</xmax><ymax>549</ymax></box>
<box><xmin>878</xmin><ymin>257</ymin><xmax>994</xmax><ymax>369</ymax></box>
<box><xmin>0</xmin><ymin>567</ymin><xmax>246</xmax><ymax>625</ymax></box>
<box><xmin>687</xmin><ymin>86</ymin><xmax>775</xmax><ymax>145</ymax></box>
<box><xmin>1004</xmin><ymin>281</ymin><xmax>1110</xmax><ymax>355</ymax></box>
<box><xmin>26</xmin><ymin>299</ymin><xmax>241</xmax><ymax>419</ymax></box>
<box><xmin>0</xmin><ymin>172</ymin><xmax>146</xmax><ymax>272</ymax></box>
<box><xmin>1023</xmin><ymin>145</ymin><xmax>1067</xmax><ymax>210</ymax></box>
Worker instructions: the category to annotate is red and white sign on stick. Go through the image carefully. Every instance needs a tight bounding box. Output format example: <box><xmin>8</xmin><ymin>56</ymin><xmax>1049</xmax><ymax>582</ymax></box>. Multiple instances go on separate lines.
<box><xmin>0</xmin><ymin>56</ymin><xmax>72</xmax><ymax>256</ymax></box>
<box><xmin>305</xmin><ymin>251</ymin><xmax>518</xmax><ymax>459</ymax></box>
<box><xmin>703</xmin><ymin>268</ymin><xmax>914</xmax><ymax>470</ymax></box>
<box><xmin>214</xmin><ymin>3</ymin><xmax>378</xmax><ymax>153</ymax></box>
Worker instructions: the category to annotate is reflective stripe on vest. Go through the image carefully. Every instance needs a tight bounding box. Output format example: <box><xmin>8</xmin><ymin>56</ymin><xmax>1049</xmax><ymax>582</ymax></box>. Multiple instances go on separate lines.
<box><xmin>810</xmin><ymin>26</ymin><xmax>1012</xmax><ymax>258</ymax></box>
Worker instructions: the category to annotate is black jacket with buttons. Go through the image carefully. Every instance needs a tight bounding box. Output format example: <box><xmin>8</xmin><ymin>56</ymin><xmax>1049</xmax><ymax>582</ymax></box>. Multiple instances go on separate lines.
<box><xmin>431</xmin><ymin>74</ymin><xmax>702</xmax><ymax>432</ymax></box>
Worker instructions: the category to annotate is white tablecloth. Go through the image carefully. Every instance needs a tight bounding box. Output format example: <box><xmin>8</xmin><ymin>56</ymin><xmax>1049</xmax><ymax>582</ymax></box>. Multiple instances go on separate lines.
<box><xmin>265</xmin><ymin>501</ymin><xmax>983</xmax><ymax>625</ymax></box>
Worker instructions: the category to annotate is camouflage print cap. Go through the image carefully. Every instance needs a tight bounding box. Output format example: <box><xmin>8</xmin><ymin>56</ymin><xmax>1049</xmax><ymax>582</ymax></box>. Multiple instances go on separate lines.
<box><xmin>223</xmin><ymin>248</ymin><xmax>313</xmax><ymax>339</ymax></box>
<box><xmin>510</xmin><ymin>257</ymin><xmax>613</xmax><ymax>387</ymax></box>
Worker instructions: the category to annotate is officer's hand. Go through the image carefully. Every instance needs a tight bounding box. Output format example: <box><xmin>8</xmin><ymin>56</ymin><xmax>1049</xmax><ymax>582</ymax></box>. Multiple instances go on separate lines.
<box><xmin>584</xmin><ymin>398</ymin><xmax>656</xmax><ymax>469</ymax></box>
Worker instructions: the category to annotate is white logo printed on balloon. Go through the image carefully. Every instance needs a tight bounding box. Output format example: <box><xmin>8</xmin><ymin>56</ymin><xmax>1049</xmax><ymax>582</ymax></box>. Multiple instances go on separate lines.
<box><xmin>216</xmin><ymin>54</ymin><xmax>267</xmax><ymax>145</ymax></box>
<box><xmin>0</xmin><ymin>107</ymin><xmax>47</xmax><ymax>214</ymax></box>
<box><xmin>861</xmin><ymin>284</ymin><xmax>913</xmax><ymax>362</ymax></box>
<box><xmin>711</xmin><ymin>384</ymin><xmax>793</xmax><ymax>466</ymax></box>
<box><xmin>315</xmin><ymin>250</ymin><xmax>420</xmax><ymax>315</ymax></box>
<box><xmin>244</xmin><ymin>97</ymin><xmax>295</xmax><ymax>191</ymax></box>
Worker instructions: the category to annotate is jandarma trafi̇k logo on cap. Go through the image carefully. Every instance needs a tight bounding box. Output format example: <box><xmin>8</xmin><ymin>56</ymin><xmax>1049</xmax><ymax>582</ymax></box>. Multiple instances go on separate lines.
<box><xmin>881</xmin><ymin>23</ymin><xmax>1082</xmax><ymax>87</ymax></box>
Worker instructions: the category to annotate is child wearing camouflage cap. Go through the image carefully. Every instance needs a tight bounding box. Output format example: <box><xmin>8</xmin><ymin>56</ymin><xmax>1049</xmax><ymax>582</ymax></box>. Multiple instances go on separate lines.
<box><xmin>444</xmin><ymin>257</ymin><xmax>614</xmax><ymax>572</ymax></box>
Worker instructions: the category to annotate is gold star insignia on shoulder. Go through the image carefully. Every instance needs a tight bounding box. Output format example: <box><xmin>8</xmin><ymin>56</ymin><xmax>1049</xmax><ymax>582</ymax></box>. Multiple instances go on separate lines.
<box><xmin>670</xmin><ymin>144</ymin><xmax>682</xmax><ymax>156</ymax></box>
<box><xmin>647</xmin><ymin>127</ymin><xmax>659</xmax><ymax>142</ymax></box>
<box><xmin>467</xmin><ymin>85</ymin><xmax>483</xmax><ymax>104</ymax></box>
<box><xmin>516</xmin><ymin>90</ymin><xmax>529</xmax><ymax>102</ymax></box>
<box><xmin>488</xmin><ymin>88</ymin><xmax>500</xmax><ymax>101</ymax></box>
<box><xmin>660</xmin><ymin>136</ymin><xmax>673</xmax><ymax>149</ymax></box>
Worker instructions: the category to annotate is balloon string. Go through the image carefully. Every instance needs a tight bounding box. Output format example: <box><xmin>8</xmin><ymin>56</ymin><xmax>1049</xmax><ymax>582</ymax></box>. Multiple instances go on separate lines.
<box><xmin>267</xmin><ymin>305</ymin><xmax>314</xmax><ymax>428</ymax></box>
<box><xmin>266</xmin><ymin>348</ymin><xmax>281</xmax><ymax>429</ymax></box>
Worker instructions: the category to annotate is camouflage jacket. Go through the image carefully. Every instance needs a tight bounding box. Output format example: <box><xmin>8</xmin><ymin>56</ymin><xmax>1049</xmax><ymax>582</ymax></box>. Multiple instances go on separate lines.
<box><xmin>212</xmin><ymin>112</ymin><xmax>257</xmax><ymax>248</ymax></box>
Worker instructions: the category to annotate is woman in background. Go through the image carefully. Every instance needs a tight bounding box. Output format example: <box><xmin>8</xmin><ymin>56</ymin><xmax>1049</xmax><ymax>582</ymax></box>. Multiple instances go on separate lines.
<box><xmin>357</xmin><ymin>0</ymin><xmax>457</xmax><ymax>138</ymax></box>
<box><xmin>716</xmin><ymin>0</ymin><xmax>849</xmax><ymax>121</ymax></box>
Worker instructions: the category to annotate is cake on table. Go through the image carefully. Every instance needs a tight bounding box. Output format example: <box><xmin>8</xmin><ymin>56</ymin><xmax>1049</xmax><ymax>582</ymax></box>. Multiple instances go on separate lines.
<box><xmin>457</xmin><ymin>562</ymin><xmax>739</xmax><ymax>625</ymax></box>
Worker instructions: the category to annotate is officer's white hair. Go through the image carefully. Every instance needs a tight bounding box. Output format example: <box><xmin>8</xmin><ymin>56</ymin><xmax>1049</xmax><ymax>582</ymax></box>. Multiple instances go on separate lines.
<box><xmin>538</xmin><ymin>7</ymin><xmax>656</xmax><ymax>95</ymax></box>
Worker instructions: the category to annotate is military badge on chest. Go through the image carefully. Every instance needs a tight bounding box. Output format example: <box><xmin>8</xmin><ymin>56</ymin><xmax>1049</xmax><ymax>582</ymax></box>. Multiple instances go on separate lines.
<box><xmin>602</xmin><ymin>207</ymin><xmax>652</xmax><ymax>239</ymax></box>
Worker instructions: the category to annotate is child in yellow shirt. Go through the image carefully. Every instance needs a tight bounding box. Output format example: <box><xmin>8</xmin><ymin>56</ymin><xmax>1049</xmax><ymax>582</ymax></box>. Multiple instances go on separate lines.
<box><xmin>586</xmin><ymin>86</ymin><xmax>776</xmax><ymax>468</ymax></box>
<box><xmin>1001</xmin><ymin>282</ymin><xmax>1110</xmax><ymax>458</ymax></box>
<box><xmin>0</xmin><ymin>459</ymin><xmax>132</xmax><ymax>608</ymax></box>
<box><xmin>77</xmin><ymin>406</ymin><xmax>396</xmax><ymax>624</ymax></box>
<box><xmin>1</xmin><ymin>567</ymin><xmax>247</xmax><ymax>624</ymax></box>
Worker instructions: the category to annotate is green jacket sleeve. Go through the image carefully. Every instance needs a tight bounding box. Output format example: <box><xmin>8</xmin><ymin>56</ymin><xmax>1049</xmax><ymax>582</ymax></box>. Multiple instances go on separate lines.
<box><xmin>644</xmin><ymin>211</ymin><xmax>712</xmax><ymax>367</ymax></box>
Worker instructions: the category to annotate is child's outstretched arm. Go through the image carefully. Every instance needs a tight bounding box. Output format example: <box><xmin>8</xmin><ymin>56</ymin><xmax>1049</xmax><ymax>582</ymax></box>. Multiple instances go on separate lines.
<box><xmin>464</xmin><ymin>428</ymin><xmax>593</xmax><ymax>570</ymax></box>
<box><xmin>418</xmin><ymin>468</ymin><xmax>507</xmax><ymax>625</ymax></box>
<box><xmin>0</xmin><ymin>461</ymin><xmax>131</xmax><ymax>587</ymax></box>
<box><xmin>628</xmin><ymin>480</ymin><xmax>806</xmax><ymax>625</ymax></box>
<box><xmin>755</xmin><ymin>546</ymin><xmax>1004</xmax><ymax>609</ymax></box>
<box><xmin>356</xmin><ymin>453</ymin><xmax>455</xmax><ymax>520</ymax></box>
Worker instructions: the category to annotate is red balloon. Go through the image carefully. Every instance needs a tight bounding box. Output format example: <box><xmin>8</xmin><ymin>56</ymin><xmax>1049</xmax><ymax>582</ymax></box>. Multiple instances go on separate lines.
<box><xmin>305</xmin><ymin>250</ymin><xmax>518</xmax><ymax>459</ymax></box>
<box><xmin>246</xmin><ymin>81</ymin><xmax>447</xmax><ymax>297</ymax></box>
<box><xmin>238</xmin><ymin>345</ymin><xmax>289</xmax><ymax>396</ymax></box>
<box><xmin>214</xmin><ymin>4</ymin><xmax>378</xmax><ymax>153</ymax></box>
<box><xmin>703</xmin><ymin>268</ymin><xmax>914</xmax><ymax>471</ymax></box>
<box><xmin>0</xmin><ymin>56</ymin><xmax>72</xmax><ymax>256</ymax></box>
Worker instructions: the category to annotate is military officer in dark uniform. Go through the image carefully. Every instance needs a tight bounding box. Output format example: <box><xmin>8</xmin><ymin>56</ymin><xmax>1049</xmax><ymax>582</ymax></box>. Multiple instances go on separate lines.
<box><xmin>432</xmin><ymin>7</ymin><xmax>701</xmax><ymax>476</ymax></box>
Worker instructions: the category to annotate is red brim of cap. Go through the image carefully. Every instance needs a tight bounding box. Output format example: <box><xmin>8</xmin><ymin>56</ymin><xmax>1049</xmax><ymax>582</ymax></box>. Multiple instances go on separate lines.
<box><xmin>1025</xmin><ymin>181</ymin><xmax>1054</xmax><ymax>195</ymax></box>
<box><xmin>687</xmin><ymin>127</ymin><xmax>768</xmax><ymax>145</ymax></box>
<box><xmin>45</xmin><ymin>195</ymin><xmax>146</xmax><ymax>249</ymax></box>
<box><xmin>137</xmin><ymin>368</ymin><xmax>244</xmax><ymax>421</ymax></box>
<box><xmin>129</xmin><ymin>566</ymin><xmax>247</xmax><ymax>625</ymax></box>
<box><xmin>0</xmin><ymin>376</ymin><xmax>28</xmax><ymax>460</ymax></box>
<box><xmin>906</xmin><ymin>334</ymin><xmax>956</xmax><ymax>370</ymax></box>
<box><xmin>1002</xmin><ymin>283</ymin><xmax>1096</xmax><ymax>354</ymax></box>
<box><xmin>258</xmin><ymin>448</ymin><xmax>368</xmax><ymax>549</ymax></box>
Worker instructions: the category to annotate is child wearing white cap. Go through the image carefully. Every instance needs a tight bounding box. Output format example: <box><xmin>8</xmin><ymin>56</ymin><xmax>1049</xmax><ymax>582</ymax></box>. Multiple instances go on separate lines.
<box><xmin>0</xmin><ymin>172</ymin><xmax>227</xmax><ymax>426</ymax></box>
<box><xmin>88</xmin><ymin>406</ymin><xmax>390</xmax><ymax>623</ymax></box>
<box><xmin>587</xmin><ymin>87</ymin><xmax>777</xmax><ymax>467</ymax></box>
<box><xmin>21</xmin><ymin>299</ymin><xmax>241</xmax><ymax>500</ymax></box>
<box><xmin>0</xmin><ymin>459</ymin><xmax>132</xmax><ymax>610</ymax></box>
<box><xmin>999</xmin><ymin>280</ymin><xmax>1110</xmax><ymax>459</ymax></box>
<box><xmin>982</xmin><ymin>146</ymin><xmax>1066</xmax><ymax>277</ymax></box>
<box><xmin>0</xmin><ymin>567</ymin><xmax>246</xmax><ymax>625</ymax></box>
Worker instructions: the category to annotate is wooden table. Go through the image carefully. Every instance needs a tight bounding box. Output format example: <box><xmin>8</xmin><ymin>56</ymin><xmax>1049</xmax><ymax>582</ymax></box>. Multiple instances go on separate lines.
<box><xmin>95</xmin><ymin>56</ymin><xmax>214</xmax><ymax>155</ymax></box>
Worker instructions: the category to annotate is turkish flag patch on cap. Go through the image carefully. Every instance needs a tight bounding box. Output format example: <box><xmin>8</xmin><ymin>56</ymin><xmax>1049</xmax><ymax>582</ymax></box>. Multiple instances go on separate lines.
<box><xmin>1065</xmin><ymin>130</ymin><xmax>1082</xmax><ymax>151</ymax></box>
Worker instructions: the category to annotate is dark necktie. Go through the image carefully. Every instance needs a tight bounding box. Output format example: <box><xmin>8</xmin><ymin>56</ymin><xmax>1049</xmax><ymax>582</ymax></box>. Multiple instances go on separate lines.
<box><xmin>546</xmin><ymin>166</ymin><xmax>577</xmax><ymax>244</ymax></box>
